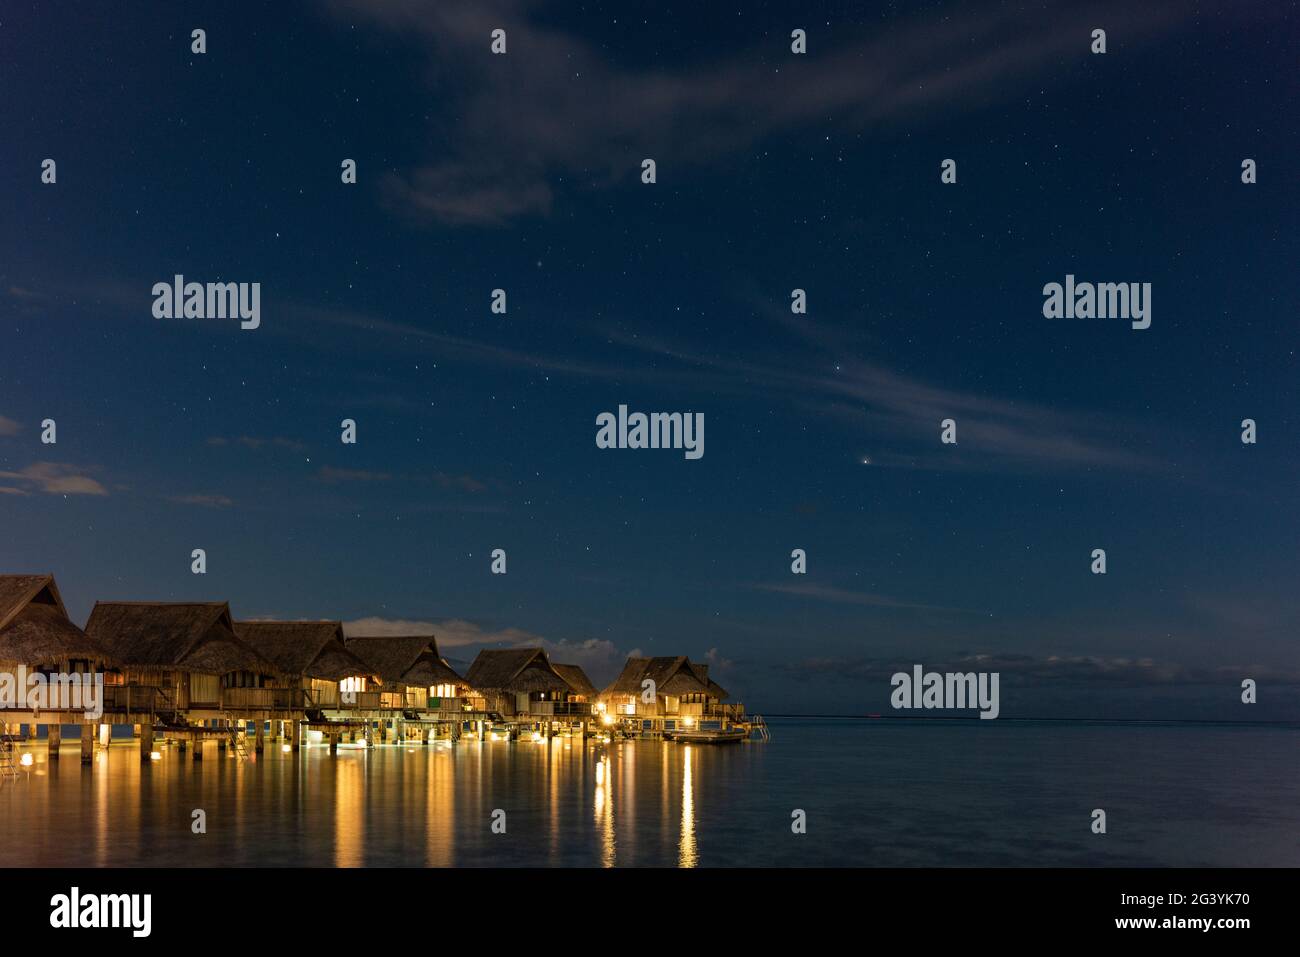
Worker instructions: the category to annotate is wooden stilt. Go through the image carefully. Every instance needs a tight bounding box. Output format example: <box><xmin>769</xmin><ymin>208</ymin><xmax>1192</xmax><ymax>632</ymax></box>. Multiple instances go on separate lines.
<box><xmin>140</xmin><ymin>721</ymin><xmax>153</xmax><ymax>761</ymax></box>
<box><xmin>80</xmin><ymin>725</ymin><xmax>93</xmax><ymax>765</ymax></box>
<box><xmin>47</xmin><ymin>723</ymin><xmax>61</xmax><ymax>757</ymax></box>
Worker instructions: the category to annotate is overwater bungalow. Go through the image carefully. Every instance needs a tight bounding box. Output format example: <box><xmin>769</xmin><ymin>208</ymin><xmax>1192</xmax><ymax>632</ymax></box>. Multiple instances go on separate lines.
<box><xmin>233</xmin><ymin>620</ymin><xmax>383</xmax><ymax>713</ymax></box>
<box><xmin>551</xmin><ymin>663</ymin><xmax>598</xmax><ymax>714</ymax></box>
<box><xmin>463</xmin><ymin>648</ymin><xmax>575</xmax><ymax>719</ymax></box>
<box><xmin>0</xmin><ymin>574</ymin><xmax>116</xmax><ymax>679</ymax></box>
<box><xmin>600</xmin><ymin>656</ymin><xmax>743</xmax><ymax>735</ymax></box>
<box><xmin>344</xmin><ymin>634</ymin><xmax>479</xmax><ymax>714</ymax></box>
<box><xmin>0</xmin><ymin>575</ymin><xmax>119</xmax><ymax>761</ymax></box>
<box><xmin>85</xmin><ymin>601</ymin><xmax>284</xmax><ymax>717</ymax></box>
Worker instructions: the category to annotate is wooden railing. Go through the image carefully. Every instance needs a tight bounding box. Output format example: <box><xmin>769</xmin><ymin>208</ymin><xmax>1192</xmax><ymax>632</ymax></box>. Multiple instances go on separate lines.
<box><xmin>220</xmin><ymin>687</ymin><xmax>308</xmax><ymax>711</ymax></box>
<box><xmin>101</xmin><ymin>685</ymin><xmax>172</xmax><ymax>714</ymax></box>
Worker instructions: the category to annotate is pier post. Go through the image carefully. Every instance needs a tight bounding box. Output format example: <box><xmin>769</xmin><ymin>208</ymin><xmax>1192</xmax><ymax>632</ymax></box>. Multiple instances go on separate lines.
<box><xmin>80</xmin><ymin>724</ymin><xmax>93</xmax><ymax>764</ymax></box>
<box><xmin>177</xmin><ymin>736</ymin><xmax>187</xmax><ymax>754</ymax></box>
<box><xmin>193</xmin><ymin>734</ymin><xmax>203</xmax><ymax>760</ymax></box>
<box><xmin>47</xmin><ymin>723</ymin><xmax>61</xmax><ymax>757</ymax></box>
<box><xmin>140</xmin><ymin>722</ymin><xmax>153</xmax><ymax>761</ymax></box>
<box><xmin>328</xmin><ymin>730</ymin><xmax>339</xmax><ymax>754</ymax></box>
<box><xmin>289</xmin><ymin>720</ymin><xmax>300</xmax><ymax>752</ymax></box>
<box><xmin>98</xmin><ymin>723</ymin><xmax>110</xmax><ymax>747</ymax></box>
<box><xmin>255</xmin><ymin>719</ymin><xmax>265</xmax><ymax>753</ymax></box>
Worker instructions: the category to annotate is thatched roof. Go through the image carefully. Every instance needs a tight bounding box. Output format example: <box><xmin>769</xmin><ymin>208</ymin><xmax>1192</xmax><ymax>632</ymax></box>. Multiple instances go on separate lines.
<box><xmin>85</xmin><ymin>601</ymin><xmax>274</xmax><ymax>676</ymax></box>
<box><xmin>551</xmin><ymin>663</ymin><xmax>598</xmax><ymax>698</ymax></box>
<box><xmin>601</xmin><ymin>656</ymin><xmax>726</xmax><ymax>699</ymax></box>
<box><xmin>0</xmin><ymin>574</ymin><xmax>115</xmax><ymax>667</ymax></box>
<box><xmin>235</xmin><ymin>621</ymin><xmax>377</xmax><ymax>682</ymax></box>
<box><xmin>465</xmin><ymin>648</ymin><xmax>569</xmax><ymax>694</ymax></box>
<box><xmin>345</xmin><ymin>635</ymin><xmax>467</xmax><ymax>689</ymax></box>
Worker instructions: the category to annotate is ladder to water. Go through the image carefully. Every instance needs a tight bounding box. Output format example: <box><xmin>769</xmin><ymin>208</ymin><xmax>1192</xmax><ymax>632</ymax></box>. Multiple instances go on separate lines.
<box><xmin>225</xmin><ymin>717</ymin><xmax>249</xmax><ymax>761</ymax></box>
<box><xmin>748</xmin><ymin>714</ymin><xmax>771</xmax><ymax>742</ymax></box>
<box><xmin>0</xmin><ymin>730</ymin><xmax>22</xmax><ymax>780</ymax></box>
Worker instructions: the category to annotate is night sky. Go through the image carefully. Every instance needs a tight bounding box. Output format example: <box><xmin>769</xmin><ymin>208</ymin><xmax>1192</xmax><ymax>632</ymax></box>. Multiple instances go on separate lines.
<box><xmin>2</xmin><ymin>1</ymin><xmax>1296</xmax><ymax>718</ymax></box>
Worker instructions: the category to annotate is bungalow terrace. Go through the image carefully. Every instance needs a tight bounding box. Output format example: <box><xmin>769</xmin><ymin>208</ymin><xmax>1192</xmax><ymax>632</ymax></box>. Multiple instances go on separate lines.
<box><xmin>463</xmin><ymin>648</ymin><xmax>577</xmax><ymax>720</ymax></box>
<box><xmin>233</xmin><ymin>621</ymin><xmax>383</xmax><ymax>713</ymax></box>
<box><xmin>344</xmin><ymin>635</ymin><xmax>479</xmax><ymax>714</ymax></box>
<box><xmin>601</xmin><ymin>656</ymin><xmax>742</xmax><ymax>733</ymax></box>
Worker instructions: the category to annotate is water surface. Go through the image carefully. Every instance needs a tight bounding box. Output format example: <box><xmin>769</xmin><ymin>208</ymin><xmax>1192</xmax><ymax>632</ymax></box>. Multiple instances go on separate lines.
<box><xmin>1</xmin><ymin>719</ymin><xmax>1295</xmax><ymax>867</ymax></box>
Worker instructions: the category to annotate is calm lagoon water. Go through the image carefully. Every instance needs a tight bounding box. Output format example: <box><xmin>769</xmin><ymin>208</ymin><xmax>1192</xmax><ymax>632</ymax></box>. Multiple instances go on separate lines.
<box><xmin>1</xmin><ymin>719</ymin><xmax>1296</xmax><ymax>867</ymax></box>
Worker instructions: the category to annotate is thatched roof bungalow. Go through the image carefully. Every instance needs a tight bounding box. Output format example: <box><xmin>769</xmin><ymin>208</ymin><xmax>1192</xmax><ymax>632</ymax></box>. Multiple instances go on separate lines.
<box><xmin>344</xmin><ymin>635</ymin><xmax>471</xmax><ymax>710</ymax></box>
<box><xmin>464</xmin><ymin>648</ymin><xmax>571</xmax><ymax>716</ymax></box>
<box><xmin>601</xmin><ymin>655</ymin><xmax>731</xmax><ymax>718</ymax></box>
<box><xmin>234</xmin><ymin>620</ymin><xmax>379</xmax><ymax>709</ymax></box>
<box><xmin>551</xmin><ymin>663</ymin><xmax>598</xmax><ymax>702</ymax></box>
<box><xmin>85</xmin><ymin>601</ymin><xmax>280</xmax><ymax>712</ymax></box>
<box><xmin>0</xmin><ymin>574</ymin><xmax>115</xmax><ymax>673</ymax></box>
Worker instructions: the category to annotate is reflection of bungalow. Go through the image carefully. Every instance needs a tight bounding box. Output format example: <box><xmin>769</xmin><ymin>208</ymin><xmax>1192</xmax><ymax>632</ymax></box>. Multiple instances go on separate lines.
<box><xmin>233</xmin><ymin>621</ymin><xmax>381</xmax><ymax>710</ymax></box>
<box><xmin>0</xmin><ymin>574</ymin><xmax>116</xmax><ymax>682</ymax></box>
<box><xmin>86</xmin><ymin>601</ymin><xmax>280</xmax><ymax>716</ymax></box>
<box><xmin>464</xmin><ymin>648</ymin><xmax>571</xmax><ymax>717</ymax></box>
<box><xmin>550</xmin><ymin>663</ymin><xmax>598</xmax><ymax>716</ymax></box>
<box><xmin>601</xmin><ymin>656</ymin><xmax>736</xmax><ymax>722</ymax></box>
<box><xmin>344</xmin><ymin>635</ymin><xmax>477</xmax><ymax>713</ymax></box>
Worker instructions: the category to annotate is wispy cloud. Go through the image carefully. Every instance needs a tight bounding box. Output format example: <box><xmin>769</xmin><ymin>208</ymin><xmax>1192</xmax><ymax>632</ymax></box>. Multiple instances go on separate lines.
<box><xmin>168</xmin><ymin>493</ymin><xmax>234</xmax><ymax>508</ymax></box>
<box><xmin>753</xmin><ymin>582</ymin><xmax>979</xmax><ymax>614</ymax></box>
<box><xmin>316</xmin><ymin>466</ymin><xmax>393</xmax><ymax>483</ymax></box>
<box><xmin>0</xmin><ymin>415</ymin><xmax>20</xmax><ymax>437</ymax></box>
<box><xmin>0</xmin><ymin>462</ymin><xmax>108</xmax><ymax>496</ymax></box>
<box><xmin>325</xmin><ymin>0</ymin><xmax>1200</xmax><ymax>226</ymax></box>
<box><xmin>208</xmin><ymin>435</ymin><xmax>307</xmax><ymax>453</ymax></box>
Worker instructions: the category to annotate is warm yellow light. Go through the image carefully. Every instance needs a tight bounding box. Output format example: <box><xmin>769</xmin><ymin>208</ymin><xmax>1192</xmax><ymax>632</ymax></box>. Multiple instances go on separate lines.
<box><xmin>596</xmin><ymin>702</ymin><xmax>607</xmax><ymax>712</ymax></box>
<box><xmin>490</xmin><ymin>733</ymin><xmax>501</xmax><ymax>741</ymax></box>
<box><xmin>602</xmin><ymin>735</ymin><xmax>611</xmax><ymax>744</ymax></box>
<box><xmin>531</xmin><ymin>732</ymin><xmax>542</xmax><ymax>742</ymax></box>
<box><xmin>600</xmin><ymin>713</ymin><xmax>614</xmax><ymax>726</ymax></box>
<box><xmin>682</xmin><ymin>716</ymin><xmax>695</xmax><ymax>727</ymax></box>
<box><xmin>281</xmin><ymin>744</ymin><xmax>292</xmax><ymax>753</ymax></box>
<box><xmin>19</xmin><ymin>753</ymin><xmax>33</xmax><ymax>767</ymax></box>
<box><xmin>150</xmin><ymin>751</ymin><xmax>162</xmax><ymax>761</ymax></box>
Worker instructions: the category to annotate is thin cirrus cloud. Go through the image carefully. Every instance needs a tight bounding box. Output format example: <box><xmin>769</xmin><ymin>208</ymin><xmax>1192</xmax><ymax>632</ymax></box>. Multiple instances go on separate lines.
<box><xmin>167</xmin><ymin>493</ymin><xmax>234</xmax><ymax>508</ymax></box>
<box><xmin>753</xmin><ymin>581</ymin><xmax>980</xmax><ymax>615</ymax></box>
<box><xmin>0</xmin><ymin>415</ymin><xmax>21</xmax><ymax>437</ymax></box>
<box><xmin>323</xmin><ymin>0</ymin><xmax>1200</xmax><ymax>226</ymax></box>
<box><xmin>288</xmin><ymin>297</ymin><xmax>1160</xmax><ymax>475</ymax></box>
<box><xmin>0</xmin><ymin>462</ymin><xmax>108</xmax><ymax>496</ymax></box>
<box><xmin>208</xmin><ymin>435</ymin><xmax>308</xmax><ymax>453</ymax></box>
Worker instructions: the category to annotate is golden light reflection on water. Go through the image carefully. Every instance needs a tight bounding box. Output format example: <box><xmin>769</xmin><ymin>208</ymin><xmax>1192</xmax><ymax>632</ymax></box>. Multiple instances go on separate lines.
<box><xmin>426</xmin><ymin>746</ymin><xmax>455</xmax><ymax>867</ymax></box>
<box><xmin>679</xmin><ymin>745</ymin><xmax>697</xmax><ymax>868</ymax></box>
<box><xmin>333</xmin><ymin>751</ymin><xmax>365</xmax><ymax>867</ymax></box>
<box><xmin>1</xmin><ymin>733</ymin><xmax>753</xmax><ymax>867</ymax></box>
<box><xmin>594</xmin><ymin>750</ymin><xmax>615</xmax><ymax>866</ymax></box>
